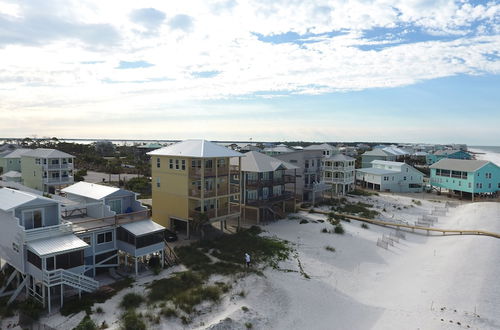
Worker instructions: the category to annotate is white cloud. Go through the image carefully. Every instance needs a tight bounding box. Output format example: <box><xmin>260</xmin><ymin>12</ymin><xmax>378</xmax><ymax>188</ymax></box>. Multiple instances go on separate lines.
<box><xmin>0</xmin><ymin>0</ymin><xmax>498</xmax><ymax>140</ymax></box>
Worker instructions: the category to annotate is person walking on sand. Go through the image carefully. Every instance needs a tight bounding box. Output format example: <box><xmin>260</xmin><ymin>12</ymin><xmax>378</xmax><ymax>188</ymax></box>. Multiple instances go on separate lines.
<box><xmin>245</xmin><ymin>253</ymin><xmax>251</xmax><ymax>268</ymax></box>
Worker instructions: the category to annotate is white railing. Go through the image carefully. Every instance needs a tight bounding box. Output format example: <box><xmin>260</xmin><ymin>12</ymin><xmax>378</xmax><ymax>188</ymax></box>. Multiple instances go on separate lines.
<box><xmin>44</xmin><ymin>163</ymin><xmax>73</xmax><ymax>170</ymax></box>
<box><xmin>323</xmin><ymin>177</ymin><xmax>355</xmax><ymax>184</ymax></box>
<box><xmin>43</xmin><ymin>269</ymin><xmax>99</xmax><ymax>292</ymax></box>
<box><xmin>44</xmin><ymin>176</ymin><xmax>73</xmax><ymax>183</ymax></box>
<box><xmin>323</xmin><ymin>166</ymin><xmax>355</xmax><ymax>171</ymax></box>
<box><xmin>23</xmin><ymin>223</ymin><xmax>73</xmax><ymax>242</ymax></box>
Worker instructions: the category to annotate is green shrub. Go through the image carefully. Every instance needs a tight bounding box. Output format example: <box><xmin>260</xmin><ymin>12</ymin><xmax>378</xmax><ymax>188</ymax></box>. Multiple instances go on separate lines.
<box><xmin>74</xmin><ymin>315</ymin><xmax>98</xmax><ymax>330</ymax></box>
<box><xmin>18</xmin><ymin>298</ymin><xmax>44</xmax><ymax>322</ymax></box>
<box><xmin>299</xmin><ymin>219</ymin><xmax>309</xmax><ymax>224</ymax></box>
<box><xmin>325</xmin><ymin>246</ymin><xmax>336</xmax><ymax>252</ymax></box>
<box><xmin>321</xmin><ymin>228</ymin><xmax>329</xmax><ymax>233</ymax></box>
<box><xmin>95</xmin><ymin>306</ymin><xmax>103</xmax><ymax>314</ymax></box>
<box><xmin>245</xmin><ymin>322</ymin><xmax>253</xmax><ymax>329</ymax></box>
<box><xmin>361</xmin><ymin>223</ymin><xmax>369</xmax><ymax>229</ymax></box>
<box><xmin>308</xmin><ymin>209</ymin><xmax>315</xmax><ymax>214</ymax></box>
<box><xmin>334</xmin><ymin>224</ymin><xmax>345</xmax><ymax>234</ymax></box>
<box><xmin>412</xmin><ymin>199</ymin><xmax>422</xmax><ymax>206</ymax></box>
<box><xmin>120</xmin><ymin>293</ymin><xmax>144</xmax><ymax>310</ymax></box>
<box><xmin>121</xmin><ymin>310</ymin><xmax>146</xmax><ymax>330</ymax></box>
<box><xmin>161</xmin><ymin>307</ymin><xmax>178</xmax><ymax>318</ymax></box>
<box><xmin>241</xmin><ymin>306</ymin><xmax>249</xmax><ymax>312</ymax></box>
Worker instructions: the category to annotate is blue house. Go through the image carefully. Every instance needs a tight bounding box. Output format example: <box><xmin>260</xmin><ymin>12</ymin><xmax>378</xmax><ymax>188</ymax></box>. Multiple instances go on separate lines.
<box><xmin>429</xmin><ymin>159</ymin><xmax>500</xmax><ymax>201</ymax></box>
<box><xmin>426</xmin><ymin>149</ymin><xmax>472</xmax><ymax>165</ymax></box>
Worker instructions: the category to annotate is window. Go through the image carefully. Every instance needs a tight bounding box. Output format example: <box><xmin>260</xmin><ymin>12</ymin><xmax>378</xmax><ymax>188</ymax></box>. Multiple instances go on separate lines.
<box><xmin>12</xmin><ymin>242</ymin><xmax>20</xmax><ymax>253</ymax></box>
<box><xmin>404</xmin><ymin>177</ymin><xmax>407</xmax><ymax>181</ymax></box>
<box><xmin>468</xmin><ymin>182</ymin><xmax>472</xmax><ymax>188</ymax></box>
<box><xmin>169</xmin><ymin>159</ymin><xmax>173</xmax><ymax>169</ymax></box>
<box><xmin>175</xmin><ymin>159</ymin><xmax>179</xmax><ymax>170</ymax></box>
<box><xmin>35</xmin><ymin>158</ymin><xmax>41</xmax><ymax>165</ymax></box>
<box><xmin>108</xmin><ymin>199</ymin><xmax>122</xmax><ymax>214</ymax></box>
<box><xmin>51</xmin><ymin>159</ymin><xmax>59</xmax><ymax>165</ymax></box>
<box><xmin>156</xmin><ymin>158</ymin><xmax>161</xmax><ymax>168</ymax></box>
<box><xmin>46</xmin><ymin>256</ymin><xmax>55</xmax><ymax>270</ymax></box>
<box><xmin>217</xmin><ymin>159</ymin><xmax>225</xmax><ymax>167</ymax></box>
<box><xmin>181</xmin><ymin>160</ymin><xmax>186</xmax><ymax>170</ymax></box>
<box><xmin>205</xmin><ymin>159</ymin><xmax>213</xmax><ymax>169</ymax></box>
<box><xmin>488</xmin><ymin>183</ymin><xmax>491</xmax><ymax>189</ymax></box>
<box><xmin>23</xmin><ymin>209</ymin><xmax>43</xmax><ymax>229</ymax></box>
<box><xmin>97</xmin><ymin>231</ymin><xmax>113</xmax><ymax>244</ymax></box>
<box><xmin>156</xmin><ymin>177</ymin><xmax>161</xmax><ymax>188</ymax></box>
<box><xmin>82</xmin><ymin>236</ymin><xmax>91</xmax><ymax>245</ymax></box>
<box><xmin>27</xmin><ymin>250</ymin><xmax>41</xmax><ymax>269</ymax></box>
<box><xmin>68</xmin><ymin>158</ymin><xmax>73</xmax><ymax>164</ymax></box>
<box><xmin>56</xmin><ymin>251</ymin><xmax>83</xmax><ymax>269</ymax></box>
<box><xmin>289</xmin><ymin>160</ymin><xmax>298</xmax><ymax>163</ymax></box>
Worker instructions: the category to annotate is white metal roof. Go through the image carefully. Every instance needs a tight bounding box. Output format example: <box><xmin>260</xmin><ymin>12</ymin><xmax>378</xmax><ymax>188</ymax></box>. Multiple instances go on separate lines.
<box><xmin>382</xmin><ymin>146</ymin><xmax>408</xmax><ymax>156</ymax></box>
<box><xmin>22</xmin><ymin>148</ymin><xmax>74</xmax><ymax>158</ymax></box>
<box><xmin>62</xmin><ymin>182</ymin><xmax>120</xmax><ymax>200</ymax></box>
<box><xmin>147</xmin><ymin>139</ymin><xmax>242</xmax><ymax>158</ymax></box>
<box><xmin>429</xmin><ymin>159</ymin><xmax>491</xmax><ymax>172</ymax></box>
<box><xmin>235</xmin><ymin>151</ymin><xmax>299</xmax><ymax>172</ymax></box>
<box><xmin>304</xmin><ymin>143</ymin><xmax>336</xmax><ymax>151</ymax></box>
<box><xmin>0</xmin><ymin>188</ymin><xmax>53</xmax><ymax>211</ymax></box>
<box><xmin>2</xmin><ymin>148</ymin><xmax>32</xmax><ymax>159</ymax></box>
<box><xmin>356</xmin><ymin>168</ymin><xmax>398</xmax><ymax>175</ymax></box>
<box><xmin>324</xmin><ymin>154</ymin><xmax>355</xmax><ymax>161</ymax></box>
<box><xmin>0</xmin><ymin>170</ymin><xmax>22</xmax><ymax>178</ymax></box>
<box><xmin>371</xmin><ymin>160</ymin><xmax>405</xmax><ymax>167</ymax></box>
<box><xmin>28</xmin><ymin>234</ymin><xmax>88</xmax><ymax>256</ymax></box>
<box><xmin>262</xmin><ymin>146</ymin><xmax>294</xmax><ymax>153</ymax></box>
<box><xmin>121</xmin><ymin>219</ymin><xmax>165</xmax><ymax>237</ymax></box>
<box><xmin>362</xmin><ymin>149</ymin><xmax>392</xmax><ymax>156</ymax></box>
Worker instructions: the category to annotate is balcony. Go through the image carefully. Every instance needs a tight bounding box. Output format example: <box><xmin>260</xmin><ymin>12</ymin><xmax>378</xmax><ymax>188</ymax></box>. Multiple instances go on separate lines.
<box><xmin>245</xmin><ymin>191</ymin><xmax>294</xmax><ymax>207</ymax></box>
<box><xmin>323</xmin><ymin>177</ymin><xmax>355</xmax><ymax>184</ymax></box>
<box><xmin>46</xmin><ymin>163</ymin><xmax>73</xmax><ymax>170</ymax></box>
<box><xmin>23</xmin><ymin>223</ymin><xmax>74</xmax><ymax>242</ymax></box>
<box><xmin>189</xmin><ymin>167</ymin><xmax>230</xmax><ymax>178</ymax></box>
<box><xmin>322</xmin><ymin>166</ymin><xmax>354</xmax><ymax>171</ymax></box>
<box><xmin>189</xmin><ymin>205</ymin><xmax>240</xmax><ymax>220</ymax></box>
<box><xmin>44</xmin><ymin>176</ymin><xmax>74</xmax><ymax>184</ymax></box>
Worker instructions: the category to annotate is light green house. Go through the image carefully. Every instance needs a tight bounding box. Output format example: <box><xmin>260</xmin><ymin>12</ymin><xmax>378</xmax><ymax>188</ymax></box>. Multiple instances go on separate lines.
<box><xmin>21</xmin><ymin>148</ymin><xmax>75</xmax><ymax>193</ymax></box>
<box><xmin>0</xmin><ymin>149</ymin><xmax>31</xmax><ymax>174</ymax></box>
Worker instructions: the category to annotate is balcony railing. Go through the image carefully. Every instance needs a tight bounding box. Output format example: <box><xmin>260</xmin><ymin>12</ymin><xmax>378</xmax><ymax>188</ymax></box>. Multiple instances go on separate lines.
<box><xmin>46</xmin><ymin>163</ymin><xmax>73</xmax><ymax>170</ymax></box>
<box><xmin>44</xmin><ymin>176</ymin><xmax>73</xmax><ymax>184</ymax></box>
<box><xmin>23</xmin><ymin>223</ymin><xmax>73</xmax><ymax>242</ymax></box>
<box><xmin>245</xmin><ymin>191</ymin><xmax>294</xmax><ymax>207</ymax></box>
<box><xmin>322</xmin><ymin>166</ymin><xmax>355</xmax><ymax>171</ymax></box>
<box><xmin>70</xmin><ymin>209</ymin><xmax>150</xmax><ymax>233</ymax></box>
<box><xmin>189</xmin><ymin>205</ymin><xmax>240</xmax><ymax>220</ymax></box>
<box><xmin>323</xmin><ymin>177</ymin><xmax>355</xmax><ymax>184</ymax></box>
<box><xmin>189</xmin><ymin>167</ymin><xmax>230</xmax><ymax>178</ymax></box>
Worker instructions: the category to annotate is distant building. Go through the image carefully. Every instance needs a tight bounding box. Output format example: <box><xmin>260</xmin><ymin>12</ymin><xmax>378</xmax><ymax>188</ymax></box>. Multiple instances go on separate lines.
<box><xmin>304</xmin><ymin>143</ymin><xmax>338</xmax><ymax>157</ymax></box>
<box><xmin>321</xmin><ymin>154</ymin><xmax>356</xmax><ymax>195</ymax></box>
<box><xmin>426</xmin><ymin>149</ymin><xmax>472</xmax><ymax>165</ymax></box>
<box><xmin>0</xmin><ymin>148</ymin><xmax>31</xmax><ymax>173</ymax></box>
<box><xmin>234</xmin><ymin>151</ymin><xmax>297</xmax><ymax>224</ymax></box>
<box><xmin>274</xmin><ymin>150</ymin><xmax>324</xmax><ymax>202</ymax></box>
<box><xmin>262</xmin><ymin>145</ymin><xmax>294</xmax><ymax>156</ymax></box>
<box><xmin>356</xmin><ymin>160</ymin><xmax>424</xmax><ymax>193</ymax></box>
<box><xmin>429</xmin><ymin>159</ymin><xmax>500</xmax><ymax>200</ymax></box>
<box><xmin>21</xmin><ymin>148</ymin><xmax>75</xmax><ymax>193</ymax></box>
<box><xmin>361</xmin><ymin>149</ymin><xmax>397</xmax><ymax>168</ymax></box>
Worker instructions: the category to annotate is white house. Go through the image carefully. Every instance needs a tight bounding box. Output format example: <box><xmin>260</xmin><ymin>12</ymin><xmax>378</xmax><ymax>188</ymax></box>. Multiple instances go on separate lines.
<box><xmin>356</xmin><ymin>160</ymin><xmax>424</xmax><ymax>193</ymax></box>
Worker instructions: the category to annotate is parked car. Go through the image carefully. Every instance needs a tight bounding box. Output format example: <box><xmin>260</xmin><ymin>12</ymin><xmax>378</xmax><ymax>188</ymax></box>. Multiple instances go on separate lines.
<box><xmin>164</xmin><ymin>229</ymin><xmax>178</xmax><ymax>242</ymax></box>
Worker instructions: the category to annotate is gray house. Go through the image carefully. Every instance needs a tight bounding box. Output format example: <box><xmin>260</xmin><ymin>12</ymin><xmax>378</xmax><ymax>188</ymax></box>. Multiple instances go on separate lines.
<box><xmin>0</xmin><ymin>183</ymin><xmax>168</xmax><ymax>312</ymax></box>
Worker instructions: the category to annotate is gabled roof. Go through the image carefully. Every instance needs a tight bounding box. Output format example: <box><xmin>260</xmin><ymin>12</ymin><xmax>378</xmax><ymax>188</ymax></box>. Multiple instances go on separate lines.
<box><xmin>3</xmin><ymin>148</ymin><xmax>32</xmax><ymax>159</ymax></box>
<box><xmin>371</xmin><ymin>160</ymin><xmax>405</xmax><ymax>167</ymax></box>
<box><xmin>362</xmin><ymin>149</ymin><xmax>392</xmax><ymax>157</ymax></box>
<box><xmin>324</xmin><ymin>154</ymin><xmax>355</xmax><ymax>161</ymax></box>
<box><xmin>23</xmin><ymin>148</ymin><xmax>74</xmax><ymax>158</ymax></box>
<box><xmin>147</xmin><ymin>139</ymin><xmax>242</xmax><ymax>158</ymax></box>
<box><xmin>433</xmin><ymin>149</ymin><xmax>466</xmax><ymax>156</ymax></box>
<box><xmin>62</xmin><ymin>182</ymin><xmax>120</xmax><ymax>200</ymax></box>
<box><xmin>382</xmin><ymin>146</ymin><xmax>408</xmax><ymax>156</ymax></box>
<box><xmin>27</xmin><ymin>234</ymin><xmax>88</xmax><ymax>256</ymax></box>
<box><xmin>0</xmin><ymin>188</ymin><xmax>54</xmax><ymax>211</ymax></box>
<box><xmin>235</xmin><ymin>151</ymin><xmax>298</xmax><ymax>172</ymax></box>
<box><xmin>121</xmin><ymin>219</ymin><xmax>165</xmax><ymax>237</ymax></box>
<box><xmin>262</xmin><ymin>146</ymin><xmax>294</xmax><ymax>153</ymax></box>
<box><xmin>304</xmin><ymin>143</ymin><xmax>336</xmax><ymax>151</ymax></box>
<box><xmin>429</xmin><ymin>159</ymin><xmax>492</xmax><ymax>172</ymax></box>
<box><xmin>356</xmin><ymin>168</ymin><xmax>398</xmax><ymax>175</ymax></box>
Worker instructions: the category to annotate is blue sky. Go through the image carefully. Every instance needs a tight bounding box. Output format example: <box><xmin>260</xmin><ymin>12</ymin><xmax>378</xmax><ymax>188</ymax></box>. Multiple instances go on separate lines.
<box><xmin>0</xmin><ymin>0</ymin><xmax>499</xmax><ymax>144</ymax></box>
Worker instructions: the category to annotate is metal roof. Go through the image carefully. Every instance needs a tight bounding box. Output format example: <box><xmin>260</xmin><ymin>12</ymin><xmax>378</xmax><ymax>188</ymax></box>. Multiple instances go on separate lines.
<box><xmin>23</xmin><ymin>148</ymin><xmax>74</xmax><ymax>158</ymax></box>
<box><xmin>121</xmin><ymin>219</ymin><xmax>165</xmax><ymax>237</ymax></box>
<box><xmin>356</xmin><ymin>168</ymin><xmax>398</xmax><ymax>175</ymax></box>
<box><xmin>304</xmin><ymin>143</ymin><xmax>336</xmax><ymax>151</ymax></box>
<box><xmin>234</xmin><ymin>151</ymin><xmax>299</xmax><ymax>172</ymax></box>
<box><xmin>371</xmin><ymin>160</ymin><xmax>404</xmax><ymax>167</ymax></box>
<box><xmin>62</xmin><ymin>182</ymin><xmax>120</xmax><ymax>200</ymax></box>
<box><xmin>362</xmin><ymin>149</ymin><xmax>392</xmax><ymax>157</ymax></box>
<box><xmin>429</xmin><ymin>159</ymin><xmax>491</xmax><ymax>172</ymax></box>
<box><xmin>0</xmin><ymin>188</ymin><xmax>54</xmax><ymax>211</ymax></box>
<box><xmin>147</xmin><ymin>139</ymin><xmax>242</xmax><ymax>158</ymax></box>
<box><xmin>0</xmin><ymin>170</ymin><xmax>22</xmax><ymax>178</ymax></box>
<box><xmin>432</xmin><ymin>149</ymin><xmax>462</xmax><ymax>156</ymax></box>
<box><xmin>27</xmin><ymin>234</ymin><xmax>88</xmax><ymax>256</ymax></box>
<box><xmin>2</xmin><ymin>148</ymin><xmax>32</xmax><ymax>159</ymax></box>
<box><xmin>382</xmin><ymin>146</ymin><xmax>408</xmax><ymax>156</ymax></box>
<box><xmin>262</xmin><ymin>146</ymin><xmax>294</xmax><ymax>153</ymax></box>
<box><xmin>324</xmin><ymin>154</ymin><xmax>355</xmax><ymax>161</ymax></box>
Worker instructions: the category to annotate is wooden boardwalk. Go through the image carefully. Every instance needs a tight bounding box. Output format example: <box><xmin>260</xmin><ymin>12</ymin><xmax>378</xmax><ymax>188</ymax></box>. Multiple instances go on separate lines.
<box><xmin>300</xmin><ymin>208</ymin><xmax>500</xmax><ymax>239</ymax></box>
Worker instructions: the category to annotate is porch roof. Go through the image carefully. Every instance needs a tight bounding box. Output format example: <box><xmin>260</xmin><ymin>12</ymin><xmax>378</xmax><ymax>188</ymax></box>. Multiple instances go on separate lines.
<box><xmin>28</xmin><ymin>234</ymin><xmax>88</xmax><ymax>256</ymax></box>
<box><xmin>120</xmin><ymin>219</ymin><xmax>165</xmax><ymax>237</ymax></box>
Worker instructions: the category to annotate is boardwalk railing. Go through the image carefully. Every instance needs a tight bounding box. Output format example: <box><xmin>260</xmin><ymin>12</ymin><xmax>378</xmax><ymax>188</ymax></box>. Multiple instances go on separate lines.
<box><xmin>300</xmin><ymin>208</ymin><xmax>500</xmax><ymax>239</ymax></box>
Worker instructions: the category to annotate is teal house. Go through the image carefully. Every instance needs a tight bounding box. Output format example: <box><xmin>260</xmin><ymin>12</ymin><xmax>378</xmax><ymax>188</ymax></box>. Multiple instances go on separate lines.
<box><xmin>429</xmin><ymin>159</ymin><xmax>500</xmax><ymax>201</ymax></box>
<box><xmin>426</xmin><ymin>149</ymin><xmax>471</xmax><ymax>165</ymax></box>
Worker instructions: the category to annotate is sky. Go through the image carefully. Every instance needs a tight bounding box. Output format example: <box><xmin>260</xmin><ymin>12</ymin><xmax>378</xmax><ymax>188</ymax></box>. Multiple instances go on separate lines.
<box><xmin>0</xmin><ymin>0</ymin><xmax>499</xmax><ymax>145</ymax></box>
